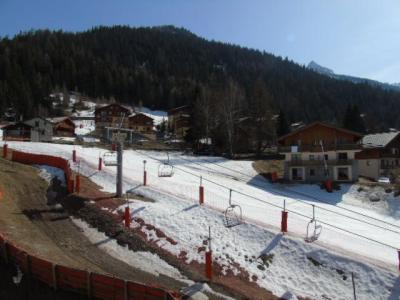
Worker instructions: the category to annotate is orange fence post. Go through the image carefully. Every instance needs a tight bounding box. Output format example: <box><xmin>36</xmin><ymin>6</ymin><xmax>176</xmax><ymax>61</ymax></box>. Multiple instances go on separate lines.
<box><xmin>98</xmin><ymin>157</ymin><xmax>102</xmax><ymax>171</ymax></box>
<box><xmin>199</xmin><ymin>186</ymin><xmax>204</xmax><ymax>205</ymax></box>
<box><xmin>75</xmin><ymin>174</ymin><xmax>80</xmax><ymax>194</ymax></box>
<box><xmin>325</xmin><ymin>180</ymin><xmax>333</xmax><ymax>193</ymax></box>
<box><xmin>205</xmin><ymin>251</ymin><xmax>212</xmax><ymax>281</ymax></box>
<box><xmin>281</xmin><ymin>211</ymin><xmax>288</xmax><ymax>233</ymax></box>
<box><xmin>124</xmin><ymin>206</ymin><xmax>131</xmax><ymax>228</ymax></box>
<box><xmin>398</xmin><ymin>250</ymin><xmax>400</xmax><ymax>271</ymax></box>
<box><xmin>199</xmin><ymin>176</ymin><xmax>204</xmax><ymax>205</ymax></box>
<box><xmin>271</xmin><ymin>171</ymin><xmax>278</xmax><ymax>183</ymax></box>
<box><xmin>3</xmin><ymin>144</ymin><xmax>8</xmax><ymax>158</ymax></box>
<box><xmin>281</xmin><ymin>199</ymin><xmax>288</xmax><ymax>233</ymax></box>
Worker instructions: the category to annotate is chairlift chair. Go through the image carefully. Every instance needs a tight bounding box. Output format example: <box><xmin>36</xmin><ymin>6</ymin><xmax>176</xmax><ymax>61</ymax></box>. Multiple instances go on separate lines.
<box><xmin>158</xmin><ymin>152</ymin><xmax>174</xmax><ymax>177</ymax></box>
<box><xmin>103</xmin><ymin>151</ymin><xmax>118</xmax><ymax>166</ymax></box>
<box><xmin>224</xmin><ymin>190</ymin><xmax>243</xmax><ymax>228</ymax></box>
<box><xmin>305</xmin><ymin>205</ymin><xmax>322</xmax><ymax>243</ymax></box>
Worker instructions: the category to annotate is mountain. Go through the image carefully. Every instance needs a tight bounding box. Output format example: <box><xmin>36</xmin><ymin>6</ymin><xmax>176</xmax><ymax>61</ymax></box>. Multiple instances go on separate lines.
<box><xmin>307</xmin><ymin>61</ymin><xmax>400</xmax><ymax>92</ymax></box>
<box><xmin>308</xmin><ymin>61</ymin><xmax>334</xmax><ymax>76</ymax></box>
<box><xmin>1</xmin><ymin>25</ymin><xmax>400</xmax><ymax>132</ymax></box>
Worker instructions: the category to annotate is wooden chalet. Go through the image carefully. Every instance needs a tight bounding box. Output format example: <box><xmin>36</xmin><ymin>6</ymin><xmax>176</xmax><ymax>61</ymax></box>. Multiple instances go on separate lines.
<box><xmin>128</xmin><ymin>113</ymin><xmax>154</xmax><ymax>133</ymax></box>
<box><xmin>2</xmin><ymin>122</ymin><xmax>32</xmax><ymax>141</ymax></box>
<box><xmin>278</xmin><ymin>121</ymin><xmax>362</xmax><ymax>182</ymax></box>
<box><xmin>94</xmin><ymin>103</ymin><xmax>132</xmax><ymax>130</ymax></box>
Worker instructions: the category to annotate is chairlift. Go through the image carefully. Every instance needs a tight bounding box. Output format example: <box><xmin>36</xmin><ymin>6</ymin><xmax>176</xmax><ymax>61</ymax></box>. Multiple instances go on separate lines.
<box><xmin>158</xmin><ymin>152</ymin><xmax>174</xmax><ymax>177</ymax></box>
<box><xmin>224</xmin><ymin>190</ymin><xmax>242</xmax><ymax>228</ymax></box>
<box><xmin>305</xmin><ymin>205</ymin><xmax>322</xmax><ymax>243</ymax></box>
<box><xmin>103</xmin><ymin>151</ymin><xmax>118</xmax><ymax>166</ymax></box>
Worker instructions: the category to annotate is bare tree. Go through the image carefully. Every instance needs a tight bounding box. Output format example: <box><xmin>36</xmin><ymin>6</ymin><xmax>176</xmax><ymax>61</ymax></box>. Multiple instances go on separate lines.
<box><xmin>219</xmin><ymin>79</ymin><xmax>244</xmax><ymax>158</ymax></box>
<box><xmin>250</xmin><ymin>78</ymin><xmax>275</xmax><ymax>157</ymax></box>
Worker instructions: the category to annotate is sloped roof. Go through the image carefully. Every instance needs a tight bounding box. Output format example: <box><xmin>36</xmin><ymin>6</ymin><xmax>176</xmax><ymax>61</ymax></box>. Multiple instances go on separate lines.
<box><xmin>128</xmin><ymin>113</ymin><xmax>154</xmax><ymax>121</ymax></box>
<box><xmin>47</xmin><ymin>117</ymin><xmax>70</xmax><ymax>123</ymax></box>
<box><xmin>278</xmin><ymin>121</ymin><xmax>362</xmax><ymax>142</ymax></box>
<box><xmin>95</xmin><ymin>103</ymin><xmax>132</xmax><ymax>113</ymax></box>
<box><xmin>362</xmin><ymin>132</ymin><xmax>400</xmax><ymax>148</ymax></box>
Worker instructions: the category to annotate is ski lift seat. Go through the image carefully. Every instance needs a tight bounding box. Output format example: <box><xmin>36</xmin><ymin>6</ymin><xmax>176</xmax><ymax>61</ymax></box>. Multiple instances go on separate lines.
<box><xmin>103</xmin><ymin>151</ymin><xmax>118</xmax><ymax>166</ymax></box>
<box><xmin>305</xmin><ymin>219</ymin><xmax>322</xmax><ymax>243</ymax></box>
<box><xmin>158</xmin><ymin>163</ymin><xmax>174</xmax><ymax>177</ymax></box>
<box><xmin>224</xmin><ymin>204</ymin><xmax>242</xmax><ymax>228</ymax></box>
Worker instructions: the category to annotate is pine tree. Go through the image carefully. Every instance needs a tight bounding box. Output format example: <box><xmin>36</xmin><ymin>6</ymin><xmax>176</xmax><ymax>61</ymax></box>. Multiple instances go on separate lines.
<box><xmin>277</xmin><ymin>109</ymin><xmax>290</xmax><ymax>137</ymax></box>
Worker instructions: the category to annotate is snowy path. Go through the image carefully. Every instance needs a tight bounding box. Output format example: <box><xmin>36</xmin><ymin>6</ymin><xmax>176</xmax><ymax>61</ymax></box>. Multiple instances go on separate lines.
<box><xmin>4</xmin><ymin>141</ymin><xmax>400</xmax><ymax>299</ymax></box>
<box><xmin>4</xmin><ymin>143</ymin><xmax>400</xmax><ymax>267</ymax></box>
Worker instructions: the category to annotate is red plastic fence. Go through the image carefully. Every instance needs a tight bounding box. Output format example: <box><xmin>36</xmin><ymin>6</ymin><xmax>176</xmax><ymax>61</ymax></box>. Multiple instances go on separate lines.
<box><xmin>0</xmin><ymin>234</ymin><xmax>179</xmax><ymax>299</ymax></box>
<box><xmin>4</xmin><ymin>149</ymin><xmax>180</xmax><ymax>299</ymax></box>
<box><xmin>56</xmin><ymin>265</ymin><xmax>88</xmax><ymax>295</ymax></box>
<box><xmin>11</xmin><ymin>150</ymin><xmax>74</xmax><ymax>193</ymax></box>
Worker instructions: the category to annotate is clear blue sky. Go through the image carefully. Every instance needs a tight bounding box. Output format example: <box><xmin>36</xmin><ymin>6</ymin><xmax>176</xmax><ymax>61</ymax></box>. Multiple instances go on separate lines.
<box><xmin>1</xmin><ymin>0</ymin><xmax>399</xmax><ymax>83</ymax></box>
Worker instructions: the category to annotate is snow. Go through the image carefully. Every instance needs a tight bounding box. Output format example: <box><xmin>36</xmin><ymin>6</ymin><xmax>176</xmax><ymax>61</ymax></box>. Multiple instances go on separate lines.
<box><xmin>136</xmin><ymin>107</ymin><xmax>167</xmax><ymax>126</ymax></box>
<box><xmin>3</xmin><ymin>141</ymin><xmax>400</xmax><ymax>299</ymax></box>
<box><xmin>118</xmin><ymin>192</ymin><xmax>398</xmax><ymax>299</ymax></box>
<box><xmin>35</xmin><ymin>164</ymin><xmax>66</xmax><ymax>186</ymax></box>
<box><xmin>71</xmin><ymin>217</ymin><xmax>187</xmax><ymax>281</ymax></box>
<box><xmin>74</xmin><ymin>119</ymin><xmax>95</xmax><ymax>135</ymax></box>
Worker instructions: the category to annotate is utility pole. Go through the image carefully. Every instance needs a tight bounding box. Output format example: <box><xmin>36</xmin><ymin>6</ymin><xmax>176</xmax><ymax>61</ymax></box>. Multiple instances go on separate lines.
<box><xmin>116</xmin><ymin>140</ymin><xmax>123</xmax><ymax>197</ymax></box>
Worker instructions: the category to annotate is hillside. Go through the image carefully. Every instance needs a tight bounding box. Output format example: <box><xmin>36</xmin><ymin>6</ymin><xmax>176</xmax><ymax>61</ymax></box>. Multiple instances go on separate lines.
<box><xmin>1</xmin><ymin>25</ymin><xmax>400</xmax><ymax>131</ymax></box>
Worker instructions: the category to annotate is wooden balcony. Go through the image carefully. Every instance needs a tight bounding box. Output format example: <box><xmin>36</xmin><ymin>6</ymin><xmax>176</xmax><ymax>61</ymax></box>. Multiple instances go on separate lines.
<box><xmin>279</xmin><ymin>143</ymin><xmax>361</xmax><ymax>153</ymax></box>
<box><xmin>286</xmin><ymin>159</ymin><xmax>353</xmax><ymax>167</ymax></box>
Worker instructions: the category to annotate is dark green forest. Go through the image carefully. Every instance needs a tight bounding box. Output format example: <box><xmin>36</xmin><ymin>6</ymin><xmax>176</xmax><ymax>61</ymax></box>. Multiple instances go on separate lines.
<box><xmin>0</xmin><ymin>25</ymin><xmax>399</xmax><ymax>132</ymax></box>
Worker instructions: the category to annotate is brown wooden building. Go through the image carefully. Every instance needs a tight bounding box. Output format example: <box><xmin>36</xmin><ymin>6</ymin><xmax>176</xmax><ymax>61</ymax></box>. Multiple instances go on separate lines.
<box><xmin>94</xmin><ymin>104</ymin><xmax>132</xmax><ymax>130</ymax></box>
<box><xmin>2</xmin><ymin>122</ymin><xmax>32</xmax><ymax>141</ymax></box>
<box><xmin>47</xmin><ymin>117</ymin><xmax>76</xmax><ymax>137</ymax></box>
<box><xmin>278</xmin><ymin>122</ymin><xmax>362</xmax><ymax>182</ymax></box>
<box><xmin>128</xmin><ymin>113</ymin><xmax>154</xmax><ymax>133</ymax></box>
<box><xmin>356</xmin><ymin>131</ymin><xmax>400</xmax><ymax>180</ymax></box>
<box><xmin>168</xmin><ymin>105</ymin><xmax>190</xmax><ymax>138</ymax></box>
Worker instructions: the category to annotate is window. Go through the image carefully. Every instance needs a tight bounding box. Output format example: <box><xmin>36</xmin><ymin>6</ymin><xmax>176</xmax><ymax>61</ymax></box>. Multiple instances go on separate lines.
<box><xmin>324</xmin><ymin>154</ymin><xmax>328</xmax><ymax>161</ymax></box>
<box><xmin>291</xmin><ymin>168</ymin><xmax>304</xmax><ymax>180</ymax></box>
<box><xmin>292</xmin><ymin>154</ymin><xmax>301</xmax><ymax>161</ymax></box>
<box><xmin>309</xmin><ymin>169</ymin><xmax>315</xmax><ymax>176</ymax></box>
<box><xmin>338</xmin><ymin>152</ymin><xmax>348</xmax><ymax>160</ymax></box>
<box><xmin>337</xmin><ymin>167</ymin><xmax>349</xmax><ymax>181</ymax></box>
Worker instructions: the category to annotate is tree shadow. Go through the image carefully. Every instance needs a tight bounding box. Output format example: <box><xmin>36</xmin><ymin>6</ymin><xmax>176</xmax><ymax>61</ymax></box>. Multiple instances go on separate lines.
<box><xmin>389</xmin><ymin>276</ymin><xmax>400</xmax><ymax>300</ymax></box>
<box><xmin>259</xmin><ymin>233</ymin><xmax>283</xmax><ymax>256</ymax></box>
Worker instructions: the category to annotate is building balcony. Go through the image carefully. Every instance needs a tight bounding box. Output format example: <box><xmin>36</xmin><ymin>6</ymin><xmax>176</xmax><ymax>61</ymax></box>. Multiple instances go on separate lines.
<box><xmin>278</xmin><ymin>143</ymin><xmax>361</xmax><ymax>153</ymax></box>
<box><xmin>286</xmin><ymin>159</ymin><xmax>353</xmax><ymax>167</ymax></box>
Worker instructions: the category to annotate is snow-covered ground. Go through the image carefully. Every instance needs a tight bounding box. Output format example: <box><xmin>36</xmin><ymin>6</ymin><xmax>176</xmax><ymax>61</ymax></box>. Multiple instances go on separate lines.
<box><xmin>3</xmin><ymin>141</ymin><xmax>400</xmax><ymax>299</ymax></box>
<box><xmin>71</xmin><ymin>217</ymin><xmax>187</xmax><ymax>280</ymax></box>
<box><xmin>74</xmin><ymin>119</ymin><xmax>95</xmax><ymax>136</ymax></box>
<box><xmin>136</xmin><ymin>107</ymin><xmax>168</xmax><ymax>126</ymax></box>
<box><xmin>35</xmin><ymin>165</ymin><xmax>66</xmax><ymax>186</ymax></box>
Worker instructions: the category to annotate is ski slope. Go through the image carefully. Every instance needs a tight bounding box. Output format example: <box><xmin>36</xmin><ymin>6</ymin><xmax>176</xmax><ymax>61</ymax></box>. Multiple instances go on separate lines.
<box><xmin>3</xmin><ymin>141</ymin><xmax>400</xmax><ymax>299</ymax></box>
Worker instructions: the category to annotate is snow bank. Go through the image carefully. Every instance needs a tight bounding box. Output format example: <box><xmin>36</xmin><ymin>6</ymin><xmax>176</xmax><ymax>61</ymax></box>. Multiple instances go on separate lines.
<box><xmin>119</xmin><ymin>193</ymin><xmax>398</xmax><ymax>300</ymax></box>
<box><xmin>71</xmin><ymin>217</ymin><xmax>187</xmax><ymax>281</ymax></box>
<box><xmin>35</xmin><ymin>165</ymin><xmax>66</xmax><ymax>186</ymax></box>
<box><xmin>4</xmin><ymin>141</ymin><xmax>400</xmax><ymax>299</ymax></box>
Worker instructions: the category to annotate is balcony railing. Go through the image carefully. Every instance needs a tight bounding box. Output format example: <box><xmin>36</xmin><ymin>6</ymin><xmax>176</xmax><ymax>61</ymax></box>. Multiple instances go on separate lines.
<box><xmin>279</xmin><ymin>144</ymin><xmax>361</xmax><ymax>153</ymax></box>
<box><xmin>286</xmin><ymin>159</ymin><xmax>353</xmax><ymax>167</ymax></box>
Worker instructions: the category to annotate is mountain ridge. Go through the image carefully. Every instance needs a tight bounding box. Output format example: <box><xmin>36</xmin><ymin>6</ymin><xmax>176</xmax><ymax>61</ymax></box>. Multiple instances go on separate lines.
<box><xmin>307</xmin><ymin>61</ymin><xmax>400</xmax><ymax>92</ymax></box>
<box><xmin>1</xmin><ymin>25</ymin><xmax>400</xmax><ymax>131</ymax></box>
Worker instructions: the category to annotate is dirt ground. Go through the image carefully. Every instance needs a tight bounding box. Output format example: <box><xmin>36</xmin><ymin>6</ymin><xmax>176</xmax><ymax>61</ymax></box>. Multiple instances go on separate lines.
<box><xmin>0</xmin><ymin>157</ymin><xmax>186</xmax><ymax>292</ymax></box>
<box><xmin>253</xmin><ymin>160</ymin><xmax>284</xmax><ymax>178</ymax></box>
<box><xmin>0</xmin><ymin>152</ymin><xmax>279</xmax><ymax>299</ymax></box>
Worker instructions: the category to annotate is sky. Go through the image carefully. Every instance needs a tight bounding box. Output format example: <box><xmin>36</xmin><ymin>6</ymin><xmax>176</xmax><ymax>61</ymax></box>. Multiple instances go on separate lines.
<box><xmin>0</xmin><ymin>0</ymin><xmax>399</xmax><ymax>83</ymax></box>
